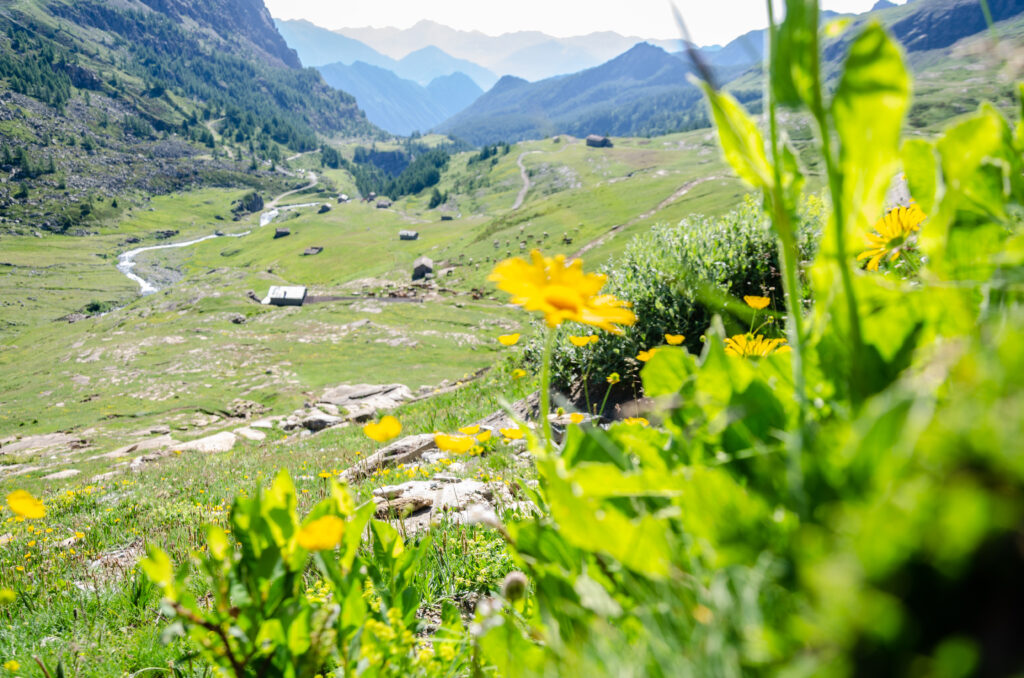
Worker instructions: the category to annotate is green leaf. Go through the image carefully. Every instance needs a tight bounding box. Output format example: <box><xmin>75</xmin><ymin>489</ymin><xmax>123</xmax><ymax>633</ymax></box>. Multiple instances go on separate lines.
<box><xmin>141</xmin><ymin>545</ymin><xmax>175</xmax><ymax>598</ymax></box>
<box><xmin>206</xmin><ymin>525</ymin><xmax>230</xmax><ymax>562</ymax></box>
<box><xmin>772</xmin><ymin>0</ymin><xmax>820</xmax><ymax>109</ymax></box>
<box><xmin>901</xmin><ymin>139</ymin><xmax>937</xmax><ymax>213</ymax></box>
<box><xmin>832</xmin><ymin>23</ymin><xmax>910</xmax><ymax>254</ymax></box>
<box><xmin>286</xmin><ymin>608</ymin><xmax>311</xmax><ymax>656</ymax></box>
<box><xmin>699</xmin><ymin>82</ymin><xmax>774</xmax><ymax>190</ymax></box>
<box><xmin>641</xmin><ymin>345</ymin><xmax>697</xmax><ymax>397</ymax></box>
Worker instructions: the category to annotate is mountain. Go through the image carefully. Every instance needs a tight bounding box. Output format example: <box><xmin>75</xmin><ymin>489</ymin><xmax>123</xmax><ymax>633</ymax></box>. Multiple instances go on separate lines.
<box><xmin>275</xmin><ymin>18</ymin><xmax>397</xmax><ymax>69</ymax></box>
<box><xmin>435</xmin><ymin>43</ymin><xmax>709</xmax><ymax>145</ymax></box>
<box><xmin>318</xmin><ymin>62</ymin><xmax>483</xmax><ymax>136</ymax></box>
<box><xmin>337</xmin><ymin>20</ymin><xmax>677</xmax><ymax>81</ymax></box>
<box><xmin>0</xmin><ymin>0</ymin><xmax>376</xmax><ymax>234</ymax></box>
<box><xmin>394</xmin><ymin>46</ymin><xmax>498</xmax><ymax>89</ymax></box>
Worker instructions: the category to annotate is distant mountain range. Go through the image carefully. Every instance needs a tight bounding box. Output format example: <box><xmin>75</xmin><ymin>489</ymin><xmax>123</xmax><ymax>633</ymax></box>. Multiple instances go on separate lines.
<box><xmin>318</xmin><ymin>62</ymin><xmax>482</xmax><ymax>136</ymax></box>
<box><xmin>276</xmin><ymin>20</ymin><xmax>497</xmax><ymax>89</ymax></box>
<box><xmin>336</xmin><ymin>20</ymin><xmax>679</xmax><ymax>82</ymax></box>
<box><xmin>435</xmin><ymin>43</ymin><xmax>717</xmax><ymax>145</ymax></box>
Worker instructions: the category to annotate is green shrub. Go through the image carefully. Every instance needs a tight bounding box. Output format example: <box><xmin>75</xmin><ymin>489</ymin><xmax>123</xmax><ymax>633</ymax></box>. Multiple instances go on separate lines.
<box><xmin>547</xmin><ymin>195</ymin><xmax>824</xmax><ymax>397</ymax></box>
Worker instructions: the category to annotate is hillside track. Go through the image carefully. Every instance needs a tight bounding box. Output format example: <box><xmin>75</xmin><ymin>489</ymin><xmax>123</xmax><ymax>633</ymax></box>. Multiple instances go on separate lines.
<box><xmin>570</xmin><ymin>175</ymin><xmax>719</xmax><ymax>260</ymax></box>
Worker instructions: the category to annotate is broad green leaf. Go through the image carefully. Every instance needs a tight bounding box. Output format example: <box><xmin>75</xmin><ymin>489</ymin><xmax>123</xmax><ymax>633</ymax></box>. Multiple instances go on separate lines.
<box><xmin>699</xmin><ymin>82</ymin><xmax>774</xmax><ymax>190</ymax></box>
<box><xmin>772</xmin><ymin>0</ymin><xmax>820</xmax><ymax>109</ymax></box>
<box><xmin>900</xmin><ymin>138</ymin><xmax>937</xmax><ymax>213</ymax></box>
<box><xmin>641</xmin><ymin>345</ymin><xmax>697</xmax><ymax>397</ymax></box>
<box><xmin>287</xmin><ymin>608</ymin><xmax>311</xmax><ymax>655</ymax></box>
<box><xmin>141</xmin><ymin>545</ymin><xmax>175</xmax><ymax>596</ymax></box>
<box><xmin>832</xmin><ymin>23</ymin><xmax>910</xmax><ymax>258</ymax></box>
<box><xmin>206</xmin><ymin>525</ymin><xmax>230</xmax><ymax>562</ymax></box>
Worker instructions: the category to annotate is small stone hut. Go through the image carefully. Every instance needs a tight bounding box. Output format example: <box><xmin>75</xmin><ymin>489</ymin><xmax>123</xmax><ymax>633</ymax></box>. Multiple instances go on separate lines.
<box><xmin>399</xmin><ymin>230</ymin><xmax>419</xmax><ymax>241</ymax></box>
<box><xmin>412</xmin><ymin>256</ymin><xmax>434</xmax><ymax>281</ymax></box>
<box><xmin>274</xmin><ymin>227</ymin><xmax>290</xmax><ymax>239</ymax></box>
<box><xmin>585</xmin><ymin>134</ymin><xmax>613</xmax><ymax>148</ymax></box>
<box><xmin>263</xmin><ymin>286</ymin><xmax>307</xmax><ymax>306</ymax></box>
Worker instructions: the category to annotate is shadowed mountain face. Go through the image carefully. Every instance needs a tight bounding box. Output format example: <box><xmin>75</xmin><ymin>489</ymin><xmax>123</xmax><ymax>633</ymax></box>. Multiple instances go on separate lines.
<box><xmin>435</xmin><ymin>43</ymin><xmax>708</xmax><ymax>145</ymax></box>
<box><xmin>138</xmin><ymin>0</ymin><xmax>301</xmax><ymax>67</ymax></box>
<box><xmin>317</xmin><ymin>62</ymin><xmax>482</xmax><ymax>135</ymax></box>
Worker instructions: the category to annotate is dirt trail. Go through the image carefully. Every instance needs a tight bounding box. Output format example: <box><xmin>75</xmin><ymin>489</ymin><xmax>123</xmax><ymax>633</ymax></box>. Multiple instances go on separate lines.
<box><xmin>267</xmin><ymin>171</ymin><xmax>318</xmax><ymax>209</ymax></box>
<box><xmin>571</xmin><ymin>176</ymin><xmax>719</xmax><ymax>260</ymax></box>
<box><xmin>512</xmin><ymin>151</ymin><xmax>540</xmax><ymax>210</ymax></box>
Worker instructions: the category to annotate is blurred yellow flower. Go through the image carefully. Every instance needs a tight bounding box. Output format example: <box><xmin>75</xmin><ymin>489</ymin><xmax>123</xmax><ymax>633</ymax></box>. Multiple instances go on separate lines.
<box><xmin>488</xmin><ymin>250</ymin><xmax>635</xmax><ymax>333</ymax></box>
<box><xmin>297</xmin><ymin>515</ymin><xmax>346</xmax><ymax>551</ymax></box>
<box><xmin>318</xmin><ymin>471</ymin><xmax>333</xmax><ymax>479</ymax></box>
<box><xmin>458</xmin><ymin>425</ymin><xmax>481</xmax><ymax>435</ymax></box>
<box><xmin>636</xmin><ymin>348</ymin><xmax>660</xmax><ymax>362</ymax></box>
<box><xmin>743</xmin><ymin>295</ymin><xmax>770</xmax><ymax>310</ymax></box>
<box><xmin>2</xmin><ymin>660</ymin><xmax>19</xmax><ymax>671</ymax></box>
<box><xmin>857</xmin><ymin>204</ymin><xmax>926</xmax><ymax>271</ymax></box>
<box><xmin>500</xmin><ymin>427</ymin><xmax>525</xmax><ymax>441</ymax></box>
<box><xmin>434</xmin><ymin>433</ymin><xmax>476</xmax><ymax>454</ymax></box>
<box><xmin>606</xmin><ymin>372</ymin><xmax>621</xmax><ymax>384</ymax></box>
<box><xmin>724</xmin><ymin>334</ymin><xmax>792</xmax><ymax>357</ymax></box>
<box><xmin>511</xmin><ymin>368</ymin><xmax>527</xmax><ymax>379</ymax></box>
<box><xmin>498</xmin><ymin>333</ymin><xmax>521</xmax><ymax>346</ymax></box>
<box><xmin>569</xmin><ymin>335</ymin><xmax>599</xmax><ymax>347</ymax></box>
<box><xmin>363</xmin><ymin>416</ymin><xmax>401</xmax><ymax>443</ymax></box>
<box><xmin>0</xmin><ymin>589</ymin><xmax>15</xmax><ymax>605</ymax></box>
<box><xmin>476</xmin><ymin>429</ymin><xmax>493</xmax><ymax>443</ymax></box>
<box><xmin>622</xmin><ymin>417</ymin><xmax>650</xmax><ymax>427</ymax></box>
<box><xmin>75</xmin><ymin>531</ymin><xmax>85</xmax><ymax>539</ymax></box>
<box><xmin>6</xmin><ymin>490</ymin><xmax>44</xmax><ymax>519</ymax></box>
<box><xmin>569</xmin><ymin>413</ymin><xmax>585</xmax><ymax>424</ymax></box>
<box><xmin>664</xmin><ymin>334</ymin><xmax>685</xmax><ymax>345</ymax></box>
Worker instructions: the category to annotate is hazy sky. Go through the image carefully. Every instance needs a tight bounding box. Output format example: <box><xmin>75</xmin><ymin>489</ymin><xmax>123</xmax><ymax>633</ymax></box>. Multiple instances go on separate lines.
<box><xmin>265</xmin><ymin>0</ymin><xmax>905</xmax><ymax>46</ymax></box>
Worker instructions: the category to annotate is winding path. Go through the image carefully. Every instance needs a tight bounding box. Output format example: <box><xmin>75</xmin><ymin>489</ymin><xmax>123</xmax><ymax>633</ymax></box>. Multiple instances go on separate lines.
<box><xmin>512</xmin><ymin>152</ymin><xmax>540</xmax><ymax>210</ymax></box>
<box><xmin>571</xmin><ymin>176</ymin><xmax>719</xmax><ymax>260</ymax></box>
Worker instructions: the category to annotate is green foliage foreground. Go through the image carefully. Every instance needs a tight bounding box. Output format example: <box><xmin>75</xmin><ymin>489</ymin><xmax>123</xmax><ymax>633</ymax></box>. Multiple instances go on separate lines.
<box><xmin>6</xmin><ymin>3</ymin><xmax>1024</xmax><ymax>676</ymax></box>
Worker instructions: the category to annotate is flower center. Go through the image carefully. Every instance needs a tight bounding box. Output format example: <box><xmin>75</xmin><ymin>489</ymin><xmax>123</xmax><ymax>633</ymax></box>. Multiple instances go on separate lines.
<box><xmin>543</xmin><ymin>285</ymin><xmax>583</xmax><ymax>313</ymax></box>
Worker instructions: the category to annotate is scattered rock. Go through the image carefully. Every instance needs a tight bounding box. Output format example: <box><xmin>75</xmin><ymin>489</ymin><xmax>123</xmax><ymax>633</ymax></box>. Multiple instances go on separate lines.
<box><xmin>228</xmin><ymin>399</ymin><xmax>267</xmax><ymax>419</ymax></box>
<box><xmin>283</xmin><ymin>409</ymin><xmax>344</xmax><ymax>433</ymax></box>
<box><xmin>42</xmin><ymin>469</ymin><xmax>81</xmax><ymax>481</ymax></box>
<box><xmin>250</xmin><ymin>417</ymin><xmax>282</xmax><ymax>429</ymax></box>
<box><xmin>176</xmin><ymin>431</ymin><xmax>237</xmax><ymax>454</ymax></box>
<box><xmin>92</xmin><ymin>434</ymin><xmax>180</xmax><ymax>460</ymax></box>
<box><xmin>234</xmin><ymin>427</ymin><xmax>266</xmax><ymax>442</ymax></box>
<box><xmin>320</xmin><ymin>383</ymin><xmax>414</xmax><ymax>422</ymax></box>
<box><xmin>341</xmin><ymin>433</ymin><xmax>437</xmax><ymax>482</ymax></box>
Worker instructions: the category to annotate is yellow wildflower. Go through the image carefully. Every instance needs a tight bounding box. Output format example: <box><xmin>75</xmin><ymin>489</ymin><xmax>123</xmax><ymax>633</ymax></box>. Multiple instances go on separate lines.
<box><xmin>75</xmin><ymin>531</ymin><xmax>85</xmax><ymax>539</ymax></box>
<box><xmin>498</xmin><ymin>333</ymin><xmax>521</xmax><ymax>346</ymax></box>
<box><xmin>724</xmin><ymin>333</ymin><xmax>792</xmax><ymax>357</ymax></box>
<box><xmin>297</xmin><ymin>515</ymin><xmax>346</xmax><ymax>551</ymax></box>
<box><xmin>2</xmin><ymin>660</ymin><xmax>19</xmax><ymax>671</ymax></box>
<box><xmin>622</xmin><ymin>417</ymin><xmax>650</xmax><ymax>427</ymax></box>
<box><xmin>569</xmin><ymin>335</ymin><xmax>598</xmax><ymax>347</ymax></box>
<box><xmin>743</xmin><ymin>295</ymin><xmax>770</xmax><ymax>310</ymax></box>
<box><xmin>636</xmin><ymin>348</ymin><xmax>660</xmax><ymax>362</ymax></box>
<box><xmin>606</xmin><ymin>372</ymin><xmax>621</xmax><ymax>385</ymax></box>
<box><xmin>511</xmin><ymin>368</ymin><xmax>527</xmax><ymax>379</ymax></box>
<box><xmin>488</xmin><ymin>250</ymin><xmax>635</xmax><ymax>333</ymax></box>
<box><xmin>6</xmin><ymin>490</ymin><xmax>44</xmax><ymax>519</ymax></box>
<box><xmin>569</xmin><ymin>413</ymin><xmax>585</xmax><ymax>424</ymax></box>
<box><xmin>857</xmin><ymin>204</ymin><xmax>926</xmax><ymax>271</ymax></box>
<box><xmin>363</xmin><ymin>416</ymin><xmax>401</xmax><ymax>443</ymax></box>
<box><xmin>458</xmin><ymin>425</ymin><xmax>481</xmax><ymax>435</ymax></box>
<box><xmin>664</xmin><ymin>334</ymin><xmax>685</xmax><ymax>345</ymax></box>
<box><xmin>476</xmin><ymin>429</ymin><xmax>493</xmax><ymax>443</ymax></box>
<box><xmin>500</xmin><ymin>427</ymin><xmax>525</xmax><ymax>441</ymax></box>
<box><xmin>434</xmin><ymin>433</ymin><xmax>476</xmax><ymax>454</ymax></box>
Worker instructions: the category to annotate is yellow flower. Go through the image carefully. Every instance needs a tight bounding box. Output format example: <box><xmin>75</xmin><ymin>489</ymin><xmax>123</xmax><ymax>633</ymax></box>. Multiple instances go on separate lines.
<box><xmin>606</xmin><ymin>372</ymin><xmax>621</xmax><ymax>384</ymax></box>
<box><xmin>622</xmin><ymin>417</ymin><xmax>650</xmax><ymax>427</ymax></box>
<box><xmin>498</xmin><ymin>333</ymin><xmax>521</xmax><ymax>346</ymax></box>
<box><xmin>743</xmin><ymin>295</ymin><xmax>770</xmax><ymax>310</ymax></box>
<box><xmin>569</xmin><ymin>413</ymin><xmax>585</xmax><ymax>424</ymax></box>
<box><xmin>6</xmin><ymin>490</ymin><xmax>44</xmax><ymax>519</ymax></box>
<box><xmin>500</xmin><ymin>427</ymin><xmax>525</xmax><ymax>441</ymax></box>
<box><xmin>636</xmin><ymin>348</ymin><xmax>660</xmax><ymax>362</ymax></box>
<box><xmin>569</xmin><ymin>334</ymin><xmax>598</xmax><ymax>347</ymax></box>
<box><xmin>3</xmin><ymin>660</ymin><xmax>19</xmax><ymax>671</ymax></box>
<box><xmin>297</xmin><ymin>515</ymin><xmax>346</xmax><ymax>551</ymax></box>
<box><xmin>488</xmin><ymin>250</ymin><xmax>635</xmax><ymax>333</ymax></box>
<box><xmin>434</xmin><ymin>433</ymin><xmax>476</xmax><ymax>454</ymax></box>
<box><xmin>724</xmin><ymin>333</ymin><xmax>792</xmax><ymax>358</ymax></box>
<box><xmin>458</xmin><ymin>425</ymin><xmax>481</xmax><ymax>435</ymax></box>
<box><xmin>857</xmin><ymin>204</ymin><xmax>926</xmax><ymax>271</ymax></box>
<box><xmin>75</xmin><ymin>531</ymin><xmax>85</xmax><ymax>539</ymax></box>
<box><xmin>476</xmin><ymin>429</ymin><xmax>493</xmax><ymax>443</ymax></box>
<box><xmin>511</xmin><ymin>369</ymin><xmax>527</xmax><ymax>379</ymax></box>
<box><xmin>0</xmin><ymin>589</ymin><xmax>15</xmax><ymax>605</ymax></box>
<box><xmin>664</xmin><ymin>334</ymin><xmax>685</xmax><ymax>345</ymax></box>
<box><xmin>363</xmin><ymin>416</ymin><xmax>401</xmax><ymax>443</ymax></box>
<box><xmin>318</xmin><ymin>471</ymin><xmax>333</xmax><ymax>479</ymax></box>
